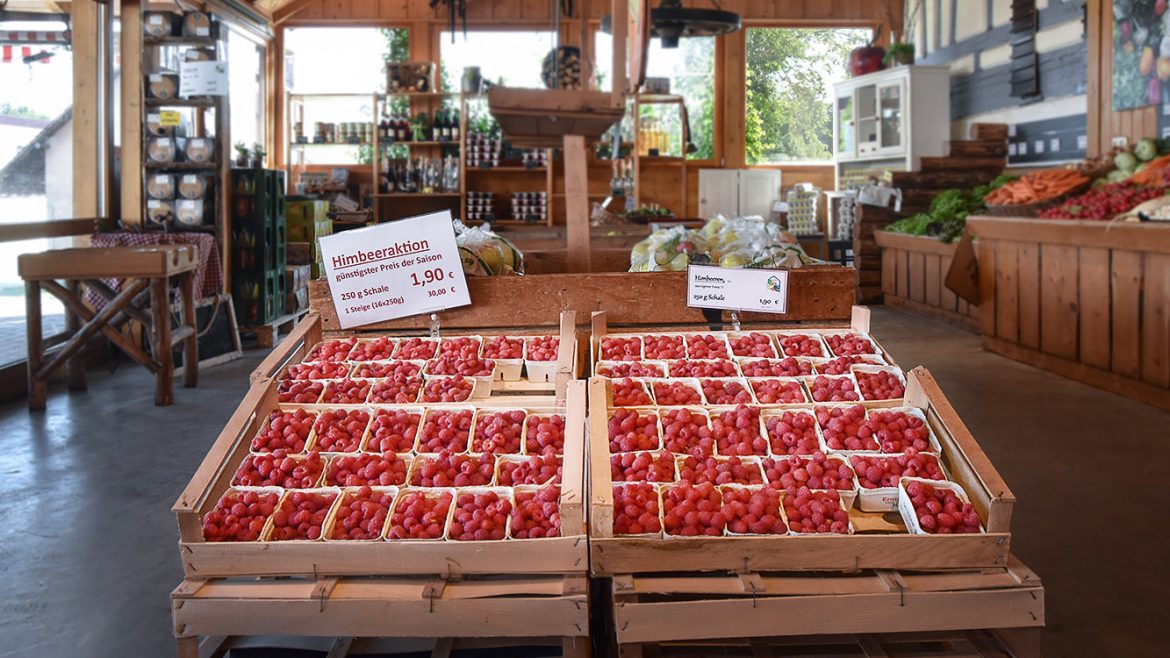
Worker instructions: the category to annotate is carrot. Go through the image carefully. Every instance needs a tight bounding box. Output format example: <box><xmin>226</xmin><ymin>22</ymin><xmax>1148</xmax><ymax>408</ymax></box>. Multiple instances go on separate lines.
<box><xmin>985</xmin><ymin>168</ymin><xmax>1089</xmax><ymax>205</ymax></box>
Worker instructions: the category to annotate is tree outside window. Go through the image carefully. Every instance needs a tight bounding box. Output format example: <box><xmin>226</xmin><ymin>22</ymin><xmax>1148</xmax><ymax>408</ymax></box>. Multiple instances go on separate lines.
<box><xmin>745</xmin><ymin>28</ymin><xmax>872</xmax><ymax>165</ymax></box>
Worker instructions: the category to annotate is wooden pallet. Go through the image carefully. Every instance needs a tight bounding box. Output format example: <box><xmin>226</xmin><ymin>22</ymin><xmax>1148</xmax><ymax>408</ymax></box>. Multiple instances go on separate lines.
<box><xmin>614</xmin><ymin>630</ymin><xmax>1036</xmax><ymax>658</ymax></box>
<box><xmin>605</xmin><ymin>557</ymin><xmax>1043</xmax><ymax>651</ymax></box>
<box><xmin>173</xmin><ymin>573</ymin><xmax>590</xmax><ymax>658</ymax></box>
<box><xmin>242</xmin><ymin>307</ymin><xmax>310</xmax><ymax>349</ymax></box>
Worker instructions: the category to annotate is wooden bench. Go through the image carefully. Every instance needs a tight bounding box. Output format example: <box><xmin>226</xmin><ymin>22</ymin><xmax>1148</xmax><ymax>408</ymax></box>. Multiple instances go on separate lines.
<box><xmin>17</xmin><ymin>244</ymin><xmax>200</xmax><ymax>410</ymax></box>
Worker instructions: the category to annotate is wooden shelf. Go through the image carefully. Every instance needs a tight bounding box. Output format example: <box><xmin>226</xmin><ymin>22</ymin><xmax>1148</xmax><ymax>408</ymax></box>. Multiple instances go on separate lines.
<box><xmin>144</xmin><ymin>36</ymin><xmax>217</xmax><ymax>47</ymax></box>
<box><xmin>382</xmin><ymin>91</ymin><xmax>459</xmax><ymax>99</ymax></box>
<box><xmin>373</xmin><ymin>192</ymin><xmax>461</xmax><ymax>198</ymax></box>
<box><xmin>380</xmin><ymin>141</ymin><xmax>461</xmax><ymax>147</ymax></box>
<box><xmin>145</xmin><ymin>162</ymin><xmax>218</xmax><ymax>171</ymax></box>
<box><xmin>145</xmin><ymin>97</ymin><xmax>216</xmax><ymax>108</ymax></box>
<box><xmin>467</xmin><ymin>166</ymin><xmax>548</xmax><ymax>173</ymax></box>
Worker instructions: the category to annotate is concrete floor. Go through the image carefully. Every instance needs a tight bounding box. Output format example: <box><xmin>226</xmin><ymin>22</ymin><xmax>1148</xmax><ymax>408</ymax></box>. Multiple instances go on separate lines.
<box><xmin>0</xmin><ymin>307</ymin><xmax>1167</xmax><ymax>657</ymax></box>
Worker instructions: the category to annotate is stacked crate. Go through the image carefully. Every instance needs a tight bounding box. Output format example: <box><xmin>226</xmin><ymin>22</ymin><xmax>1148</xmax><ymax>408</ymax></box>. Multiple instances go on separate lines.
<box><xmin>285</xmin><ymin>198</ymin><xmax>332</xmax><ymax>279</ymax></box>
<box><xmin>231</xmin><ymin>169</ymin><xmax>287</xmax><ymax>325</ymax></box>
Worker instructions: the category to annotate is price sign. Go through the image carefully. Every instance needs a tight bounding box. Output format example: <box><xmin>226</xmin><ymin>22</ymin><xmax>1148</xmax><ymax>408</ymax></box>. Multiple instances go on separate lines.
<box><xmin>158</xmin><ymin>111</ymin><xmax>182</xmax><ymax>127</ymax></box>
<box><xmin>686</xmin><ymin>265</ymin><xmax>789</xmax><ymax>314</ymax></box>
<box><xmin>179</xmin><ymin>61</ymin><xmax>228</xmax><ymax>97</ymax></box>
<box><xmin>318</xmin><ymin>210</ymin><xmax>471</xmax><ymax>328</ymax></box>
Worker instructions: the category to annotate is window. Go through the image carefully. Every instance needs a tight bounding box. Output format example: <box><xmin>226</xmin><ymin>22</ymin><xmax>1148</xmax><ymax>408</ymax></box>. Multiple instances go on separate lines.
<box><xmin>284</xmin><ymin>27</ymin><xmax>407</xmax><ymax>165</ymax></box>
<box><xmin>595</xmin><ymin>32</ymin><xmax>716</xmax><ymax>160</ymax></box>
<box><xmin>0</xmin><ymin>20</ymin><xmax>74</xmax><ymax>366</ymax></box>
<box><xmin>440</xmin><ymin>30</ymin><xmax>556</xmax><ymax>91</ymax></box>
<box><xmin>745</xmin><ymin>28</ymin><xmax>873</xmax><ymax>164</ymax></box>
<box><xmin>228</xmin><ymin>27</ymin><xmax>265</xmax><ymax>153</ymax></box>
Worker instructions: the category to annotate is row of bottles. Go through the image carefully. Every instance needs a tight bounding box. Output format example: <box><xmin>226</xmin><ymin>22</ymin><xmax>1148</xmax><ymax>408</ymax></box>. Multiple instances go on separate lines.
<box><xmin>378</xmin><ymin>108</ymin><xmax>462</xmax><ymax>143</ymax></box>
<box><xmin>381</xmin><ymin>156</ymin><xmax>460</xmax><ymax>194</ymax></box>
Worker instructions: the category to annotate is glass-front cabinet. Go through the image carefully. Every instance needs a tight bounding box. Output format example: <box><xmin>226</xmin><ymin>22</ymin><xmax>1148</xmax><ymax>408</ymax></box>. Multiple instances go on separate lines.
<box><xmin>831</xmin><ymin>65</ymin><xmax>951</xmax><ymax>187</ymax></box>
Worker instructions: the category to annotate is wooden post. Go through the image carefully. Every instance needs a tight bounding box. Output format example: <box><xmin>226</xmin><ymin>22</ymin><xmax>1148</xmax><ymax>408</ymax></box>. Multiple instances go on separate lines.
<box><xmin>72</xmin><ymin>0</ymin><xmax>101</xmax><ymax>222</ymax></box>
<box><xmin>25</xmin><ymin>281</ymin><xmax>46</xmax><ymax>411</ymax></box>
<box><xmin>564</xmin><ymin>135</ymin><xmax>591</xmax><ymax>272</ymax></box>
<box><xmin>151</xmin><ymin>278</ymin><xmax>175</xmax><ymax>405</ymax></box>
<box><xmin>181</xmin><ymin>272</ymin><xmax>199</xmax><ymax>388</ymax></box>
<box><xmin>65</xmin><ymin>279</ymin><xmax>86</xmax><ymax>391</ymax></box>
<box><xmin>120</xmin><ymin>0</ymin><xmax>143</xmax><ymax>226</ymax></box>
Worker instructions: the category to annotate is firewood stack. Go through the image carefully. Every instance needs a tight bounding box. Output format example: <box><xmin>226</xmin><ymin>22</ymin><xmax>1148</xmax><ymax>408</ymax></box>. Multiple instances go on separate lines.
<box><xmin>542</xmin><ymin>46</ymin><xmax>582</xmax><ymax>91</ymax></box>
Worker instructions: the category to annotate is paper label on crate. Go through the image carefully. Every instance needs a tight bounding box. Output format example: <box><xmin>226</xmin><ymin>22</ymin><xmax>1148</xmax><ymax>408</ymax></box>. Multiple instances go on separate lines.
<box><xmin>318</xmin><ymin>210</ymin><xmax>470</xmax><ymax>328</ymax></box>
<box><xmin>179</xmin><ymin>60</ymin><xmax>227</xmax><ymax>97</ymax></box>
<box><xmin>686</xmin><ymin>265</ymin><xmax>789</xmax><ymax>314</ymax></box>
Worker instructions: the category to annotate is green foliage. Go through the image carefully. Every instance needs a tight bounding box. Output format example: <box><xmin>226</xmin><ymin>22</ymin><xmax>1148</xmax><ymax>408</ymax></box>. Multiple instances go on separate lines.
<box><xmin>0</xmin><ymin>103</ymin><xmax>49</xmax><ymax>120</ymax></box>
<box><xmin>886</xmin><ymin>174</ymin><xmax>1015</xmax><ymax>243</ymax></box>
<box><xmin>671</xmin><ymin>38</ymin><xmax>716</xmax><ymax>160</ymax></box>
<box><xmin>379</xmin><ymin>28</ymin><xmax>410</xmax><ymax>93</ymax></box>
<box><xmin>744</xmin><ymin>28</ymin><xmax>871</xmax><ymax>164</ymax></box>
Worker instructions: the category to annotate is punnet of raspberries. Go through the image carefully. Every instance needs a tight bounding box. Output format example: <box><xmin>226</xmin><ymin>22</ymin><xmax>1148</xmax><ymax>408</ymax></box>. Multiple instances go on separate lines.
<box><xmin>869</xmin><ymin>410</ymin><xmax>932</xmax><ymax>453</ymax></box>
<box><xmin>313</xmin><ymin>409</ymin><xmax>371</xmax><ymax>453</ymax></box>
<box><xmin>613</xmin><ymin>378</ymin><xmax>653</xmax><ymax>406</ymax></box>
<box><xmin>426</xmin><ymin>353</ymin><xmax>495</xmax><ymax>378</ymax></box>
<box><xmin>286</xmin><ymin>360</ymin><xmax>349</xmax><ymax>380</ymax></box>
<box><xmin>750</xmin><ymin>378</ymin><xmax>807</xmax><ymax>404</ymax></box>
<box><xmin>438</xmin><ymin>336</ymin><xmax>482</xmax><ymax>357</ymax></box>
<box><xmin>642</xmin><ymin>334</ymin><xmax>686</xmax><ymax>359</ymax></box>
<box><xmin>700</xmin><ymin>378</ymin><xmax>754</xmax><ymax>405</ymax></box>
<box><xmin>348</xmin><ymin>337</ymin><xmax>396</xmax><ymax>362</ymax></box>
<box><xmin>729</xmin><ymin>332</ymin><xmax>777</xmax><ymax>358</ymax></box>
<box><xmin>320</xmin><ymin>378</ymin><xmax>371</xmax><ymax>404</ymax></box>
<box><xmin>762</xmin><ymin>452</ymin><xmax>855</xmax><ymax>491</ymax></box>
<box><xmin>712</xmin><ymin>405</ymin><xmax>767</xmax><ymax>456</ymax></box>
<box><xmin>904</xmin><ymin>479</ymin><xmax>982</xmax><ymax>534</ymax></box>
<box><xmin>778</xmin><ymin>334</ymin><xmax>824</xmax><ymax>357</ymax></box>
<box><xmin>498</xmin><ymin>453</ymin><xmax>562</xmax><ymax>486</ymax></box>
<box><xmin>661</xmin><ymin>407</ymin><xmax>714</xmax><ymax>456</ymax></box>
<box><xmin>677</xmin><ymin>455</ymin><xmax>763</xmax><ymax>486</ymax></box>
<box><xmin>278</xmin><ymin>379</ymin><xmax>323</xmax><ymax>404</ymax></box>
<box><xmin>808</xmin><ymin>375</ymin><xmax>860</xmax><ymax>402</ymax></box>
<box><xmin>765</xmin><ymin>410</ymin><xmax>822</xmax><ymax>455</ymax></box>
<box><xmin>268</xmin><ymin>491</ymin><xmax>337</xmax><ymax>541</ymax></box>
<box><xmin>652</xmin><ymin>380</ymin><xmax>704</xmax><ymax>406</ymax></box>
<box><xmin>448</xmin><ymin>491</ymin><xmax>511</xmax><ymax>541</ymax></box>
<box><xmin>850</xmin><ymin>451</ymin><xmax>944</xmax><ymax>489</ymax></box>
<box><xmin>472</xmin><ymin>410</ymin><xmax>526</xmax><ymax>454</ymax></box>
<box><xmin>202</xmin><ymin>490</ymin><xmax>279</xmax><ymax>542</ymax></box>
<box><xmin>816</xmin><ymin>405</ymin><xmax>877</xmax><ymax>451</ymax></box>
<box><xmin>825</xmin><ymin>333</ymin><xmax>875</xmax><ymax>356</ymax></box>
<box><xmin>325</xmin><ymin>451</ymin><xmax>409</xmax><ymax>487</ymax></box>
<box><xmin>525</xmin><ymin>336</ymin><xmax>559</xmax><ymax>361</ymax></box>
<box><xmin>856</xmin><ymin>370</ymin><xmax>905</xmax><ymax>401</ymax></box>
<box><xmin>483</xmin><ymin>335</ymin><xmax>524</xmax><ymax>360</ymax></box>
<box><xmin>598</xmin><ymin>361</ymin><xmax>665</xmax><ymax>377</ymax></box>
<box><xmin>608</xmin><ymin>409</ymin><xmax>660</xmax><ymax>452</ymax></box>
<box><xmin>783</xmin><ymin>487</ymin><xmax>850</xmax><ymax>534</ymax></box>
<box><xmin>418</xmin><ymin>409</ymin><xmax>473</xmax><ymax>452</ymax></box>
<box><xmin>366</xmin><ymin>409</ymin><xmax>421</xmax><ymax>453</ymax></box>
<box><xmin>816</xmin><ymin>355</ymin><xmax>876</xmax><ymax>376</ymax></box>
<box><xmin>368</xmin><ymin>375</ymin><xmax>423</xmax><ymax>404</ymax></box>
<box><xmin>510</xmin><ymin>486</ymin><xmax>561</xmax><ymax>539</ymax></box>
<box><xmin>613</xmin><ymin>483</ymin><xmax>661</xmax><ymax>535</ymax></box>
<box><xmin>740</xmin><ymin>357</ymin><xmax>812</xmax><ymax>378</ymax></box>
<box><xmin>722</xmin><ymin>486</ymin><xmax>787</xmax><ymax>535</ymax></box>
<box><xmin>394</xmin><ymin>337</ymin><xmax>438</xmax><ymax>360</ymax></box>
<box><xmin>663</xmin><ymin>481</ymin><xmax>727</xmax><ymax>536</ymax></box>
<box><xmin>232</xmin><ymin>449</ymin><xmax>324</xmax><ymax>489</ymax></box>
<box><xmin>420</xmin><ymin>375</ymin><xmax>475</xmax><ymax>403</ymax></box>
<box><xmin>304</xmin><ymin>338</ymin><xmax>356</xmax><ymax>364</ymax></box>
<box><xmin>327</xmin><ymin>486</ymin><xmax>393</xmax><ymax>540</ymax></box>
<box><xmin>686</xmin><ymin>334</ymin><xmax>730</xmax><ymax>359</ymax></box>
<box><xmin>668</xmin><ymin>359</ymin><xmax>738</xmax><ymax>378</ymax></box>
<box><xmin>352</xmin><ymin>360</ymin><xmax>421</xmax><ymax>379</ymax></box>
<box><xmin>611</xmin><ymin>450</ymin><xmax>676</xmax><ymax>482</ymax></box>
<box><xmin>600</xmin><ymin>336</ymin><xmax>642</xmax><ymax>361</ymax></box>
<box><xmin>411</xmin><ymin>450</ymin><xmax>495</xmax><ymax>487</ymax></box>
<box><xmin>525</xmin><ymin>413</ymin><xmax>566</xmax><ymax>455</ymax></box>
<box><xmin>387</xmin><ymin>490</ymin><xmax>453</xmax><ymax>540</ymax></box>
<box><xmin>251</xmin><ymin>409</ymin><xmax>316</xmax><ymax>454</ymax></box>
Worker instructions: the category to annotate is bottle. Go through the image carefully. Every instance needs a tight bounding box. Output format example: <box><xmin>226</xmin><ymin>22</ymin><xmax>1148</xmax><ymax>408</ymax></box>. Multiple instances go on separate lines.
<box><xmin>436</xmin><ymin>109</ymin><xmax>448</xmax><ymax>141</ymax></box>
<box><xmin>451</xmin><ymin>109</ymin><xmax>460</xmax><ymax>142</ymax></box>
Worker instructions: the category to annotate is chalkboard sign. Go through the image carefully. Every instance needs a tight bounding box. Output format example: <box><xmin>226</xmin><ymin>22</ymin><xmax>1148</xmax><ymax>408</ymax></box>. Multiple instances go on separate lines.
<box><xmin>173</xmin><ymin>293</ymin><xmax>242</xmax><ymax>370</ymax></box>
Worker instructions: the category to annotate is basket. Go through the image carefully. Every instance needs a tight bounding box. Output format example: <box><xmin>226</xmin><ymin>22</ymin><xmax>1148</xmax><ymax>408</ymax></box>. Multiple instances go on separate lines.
<box><xmin>983</xmin><ymin>181</ymin><xmax>1090</xmax><ymax>218</ymax></box>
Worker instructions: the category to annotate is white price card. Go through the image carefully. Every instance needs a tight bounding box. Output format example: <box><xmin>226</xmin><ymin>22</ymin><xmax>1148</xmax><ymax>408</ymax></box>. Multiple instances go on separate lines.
<box><xmin>318</xmin><ymin>210</ymin><xmax>470</xmax><ymax>329</ymax></box>
<box><xmin>686</xmin><ymin>265</ymin><xmax>789</xmax><ymax>314</ymax></box>
<box><xmin>179</xmin><ymin>61</ymin><xmax>228</xmax><ymax>97</ymax></box>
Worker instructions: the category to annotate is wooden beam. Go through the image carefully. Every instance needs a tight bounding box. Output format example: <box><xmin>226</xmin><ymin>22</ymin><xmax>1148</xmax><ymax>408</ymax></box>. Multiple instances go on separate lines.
<box><xmin>72</xmin><ymin>0</ymin><xmax>100</xmax><ymax>219</ymax></box>
<box><xmin>563</xmin><ymin>134</ymin><xmax>591</xmax><ymax>273</ymax></box>
<box><xmin>0</xmin><ymin>218</ymin><xmax>96</xmax><ymax>243</ymax></box>
<box><xmin>273</xmin><ymin>0</ymin><xmax>320</xmax><ymax>24</ymax></box>
<box><xmin>120</xmin><ymin>0</ymin><xmax>144</xmax><ymax>227</ymax></box>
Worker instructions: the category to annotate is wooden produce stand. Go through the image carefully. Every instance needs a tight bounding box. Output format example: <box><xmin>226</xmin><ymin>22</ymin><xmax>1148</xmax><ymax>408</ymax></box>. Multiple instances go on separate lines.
<box><xmin>968</xmin><ymin>216</ymin><xmax>1170</xmax><ymax>412</ymax></box>
<box><xmin>875</xmin><ymin>231</ymin><xmax>980</xmax><ymax>331</ymax></box>
<box><xmin>172</xmin><ymin>296</ymin><xmax>590</xmax><ymax>656</ymax></box>
<box><xmin>585</xmin><ymin>307</ymin><xmax>1043</xmax><ymax>654</ymax></box>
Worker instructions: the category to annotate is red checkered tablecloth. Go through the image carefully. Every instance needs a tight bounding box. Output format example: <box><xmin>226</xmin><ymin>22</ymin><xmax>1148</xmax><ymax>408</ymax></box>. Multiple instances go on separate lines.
<box><xmin>85</xmin><ymin>232</ymin><xmax>223</xmax><ymax>307</ymax></box>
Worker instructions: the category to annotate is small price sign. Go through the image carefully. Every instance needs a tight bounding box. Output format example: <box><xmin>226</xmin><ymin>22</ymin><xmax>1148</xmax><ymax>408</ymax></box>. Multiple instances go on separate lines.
<box><xmin>686</xmin><ymin>265</ymin><xmax>789</xmax><ymax>314</ymax></box>
<box><xmin>318</xmin><ymin>210</ymin><xmax>471</xmax><ymax>328</ymax></box>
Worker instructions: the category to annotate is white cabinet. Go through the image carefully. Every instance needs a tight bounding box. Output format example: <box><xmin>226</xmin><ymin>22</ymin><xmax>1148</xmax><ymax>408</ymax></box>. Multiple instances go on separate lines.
<box><xmin>832</xmin><ymin>65</ymin><xmax>950</xmax><ymax>188</ymax></box>
<box><xmin>698</xmin><ymin>169</ymin><xmax>782</xmax><ymax>219</ymax></box>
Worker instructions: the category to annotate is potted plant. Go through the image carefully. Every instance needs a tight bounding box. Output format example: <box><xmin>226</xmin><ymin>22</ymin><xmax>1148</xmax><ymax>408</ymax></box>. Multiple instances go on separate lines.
<box><xmin>848</xmin><ymin>28</ymin><xmax>887</xmax><ymax>77</ymax></box>
<box><xmin>234</xmin><ymin>142</ymin><xmax>251</xmax><ymax>168</ymax></box>
<box><xmin>251</xmin><ymin>143</ymin><xmax>266</xmax><ymax>169</ymax></box>
<box><xmin>883</xmin><ymin>1</ymin><xmax>919</xmax><ymax>66</ymax></box>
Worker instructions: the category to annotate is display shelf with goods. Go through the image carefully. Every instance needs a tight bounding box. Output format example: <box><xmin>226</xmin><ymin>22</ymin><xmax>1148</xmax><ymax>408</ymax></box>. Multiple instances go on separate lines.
<box><xmin>172</xmin><ymin>304</ymin><xmax>588</xmax><ymax>654</ymax></box>
<box><xmin>139</xmin><ymin>10</ymin><xmax>231</xmax><ymax>290</ymax></box>
<box><xmin>285</xmin><ymin>92</ymin><xmax>378</xmax><ymax>209</ymax></box>
<box><xmin>462</xmin><ymin>93</ymin><xmax>556</xmax><ymax>227</ymax></box>
<box><xmin>831</xmin><ymin>65</ymin><xmax>950</xmax><ymax>192</ymax></box>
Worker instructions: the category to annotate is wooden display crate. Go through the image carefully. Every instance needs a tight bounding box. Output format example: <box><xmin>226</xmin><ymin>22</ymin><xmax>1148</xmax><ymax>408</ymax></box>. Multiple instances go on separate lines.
<box><xmin>173</xmin><ymin>573</ymin><xmax>589</xmax><ymax>658</ymax></box>
<box><xmin>588</xmin><ymin>367</ymin><xmax>1014</xmax><ymax>575</ymax></box>
<box><xmin>173</xmin><ymin>308</ymin><xmax>588</xmax><ymax>579</ymax></box>
<box><xmin>875</xmin><ymin>231</ymin><xmax>979</xmax><ymax>331</ymax></box>
<box><xmin>968</xmin><ymin>216</ymin><xmax>1170</xmax><ymax>412</ymax></box>
<box><xmin>606</xmin><ymin>557</ymin><xmax>1043</xmax><ymax>653</ymax></box>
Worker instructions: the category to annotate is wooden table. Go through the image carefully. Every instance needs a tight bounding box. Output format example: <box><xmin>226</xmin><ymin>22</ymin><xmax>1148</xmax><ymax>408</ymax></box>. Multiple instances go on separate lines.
<box><xmin>17</xmin><ymin>245</ymin><xmax>200</xmax><ymax>410</ymax></box>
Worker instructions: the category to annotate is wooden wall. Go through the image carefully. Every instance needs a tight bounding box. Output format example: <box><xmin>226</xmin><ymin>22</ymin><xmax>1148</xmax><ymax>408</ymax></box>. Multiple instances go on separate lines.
<box><xmin>274</xmin><ymin>0</ymin><xmax>895</xmax><ymax>222</ymax></box>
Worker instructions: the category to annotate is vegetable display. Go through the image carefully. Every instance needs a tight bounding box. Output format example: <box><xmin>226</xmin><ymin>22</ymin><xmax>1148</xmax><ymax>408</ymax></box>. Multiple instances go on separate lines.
<box><xmin>1037</xmin><ymin>180</ymin><xmax>1168</xmax><ymax>220</ymax></box>
<box><xmin>629</xmin><ymin>217</ymin><xmax>814</xmax><ymax>272</ymax></box>
<box><xmin>885</xmin><ymin>174</ymin><xmax>1013</xmax><ymax>243</ymax></box>
<box><xmin>984</xmin><ymin>169</ymin><xmax>1089</xmax><ymax>206</ymax></box>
